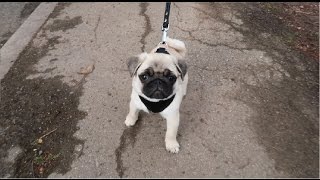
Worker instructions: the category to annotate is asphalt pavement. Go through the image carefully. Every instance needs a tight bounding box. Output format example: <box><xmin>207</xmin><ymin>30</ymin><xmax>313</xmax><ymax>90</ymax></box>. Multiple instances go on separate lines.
<box><xmin>0</xmin><ymin>2</ymin><xmax>40</xmax><ymax>48</ymax></box>
<box><xmin>0</xmin><ymin>2</ymin><xmax>318</xmax><ymax>178</ymax></box>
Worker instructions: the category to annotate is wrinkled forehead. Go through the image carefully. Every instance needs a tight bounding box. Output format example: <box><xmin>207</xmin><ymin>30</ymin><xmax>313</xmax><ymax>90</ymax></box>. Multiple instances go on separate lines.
<box><xmin>138</xmin><ymin>54</ymin><xmax>177</xmax><ymax>75</ymax></box>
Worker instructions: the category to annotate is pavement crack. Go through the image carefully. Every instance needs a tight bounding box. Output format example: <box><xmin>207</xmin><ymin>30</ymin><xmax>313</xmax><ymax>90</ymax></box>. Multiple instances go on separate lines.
<box><xmin>189</xmin><ymin>5</ymin><xmax>216</xmax><ymax>20</ymax></box>
<box><xmin>115</xmin><ymin>118</ymin><xmax>143</xmax><ymax>178</ymax></box>
<box><xmin>173</xmin><ymin>3</ymin><xmax>183</xmax><ymax>23</ymax></box>
<box><xmin>189</xmin><ymin>64</ymin><xmax>219</xmax><ymax>72</ymax></box>
<box><xmin>176</xmin><ymin>25</ymin><xmax>252</xmax><ymax>51</ymax></box>
<box><xmin>139</xmin><ymin>3</ymin><xmax>152</xmax><ymax>52</ymax></box>
<box><xmin>94</xmin><ymin>15</ymin><xmax>101</xmax><ymax>43</ymax></box>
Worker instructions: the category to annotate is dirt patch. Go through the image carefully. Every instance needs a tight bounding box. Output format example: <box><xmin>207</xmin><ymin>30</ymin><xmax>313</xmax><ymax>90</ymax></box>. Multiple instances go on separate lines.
<box><xmin>260</xmin><ymin>3</ymin><xmax>319</xmax><ymax>62</ymax></box>
<box><xmin>0</xmin><ymin>2</ymin><xmax>87</xmax><ymax>178</ymax></box>
<box><xmin>115</xmin><ymin>113</ymin><xmax>144</xmax><ymax>178</ymax></box>
<box><xmin>48</xmin><ymin>2</ymin><xmax>72</xmax><ymax>19</ymax></box>
<box><xmin>0</xmin><ymin>2</ymin><xmax>40</xmax><ymax>49</ymax></box>
<box><xmin>214</xmin><ymin>2</ymin><xmax>319</xmax><ymax>178</ymax></box>
<box><xmin>43</xmin><ymin>3</ymin><xmax>82</xmax><ymax>33</ymax></box>
<box><xmin>0</xmin><ymin>31</ymin><xmax>13</xmax><ymax>48</ymax></box>
<box><xmin>45</xmin><ymin>16</ymin><xmax>83</xmax><ymax>32</ymax></box>
<box><xmin>237</xmin><ymin>80</ymin><xmax>319</xmax><ymax>178</ymax></box>
<box><xmin>20</xmin><ymin>2</ymin><xmax>41</xmax><ymax>19</ymax></box>
<box><xmin>230</xmin><ymin>2</ymin><xmax>319</xmax><ymax>62</ymax></box>
<box><xmin>0</xmin><ymin>33</ymin><xmax>86</xmax><ymax>178</ymax></box>
<box><xmin>139</xmin><ymin>2</ymin><xmax>152</xmax><ymax>52</ymax></box>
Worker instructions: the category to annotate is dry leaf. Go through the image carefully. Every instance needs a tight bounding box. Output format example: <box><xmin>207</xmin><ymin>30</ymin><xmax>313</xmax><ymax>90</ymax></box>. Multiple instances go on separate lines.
<box><xmin>78</xmin><ymin>64</ymin><xmax>95</xmax><ymax>75</ymax></box>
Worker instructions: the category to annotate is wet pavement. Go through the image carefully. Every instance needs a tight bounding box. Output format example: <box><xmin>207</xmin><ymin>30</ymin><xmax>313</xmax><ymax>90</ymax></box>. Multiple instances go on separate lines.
<box><xmin>0</xmin><ymin>2</ymin><xmax>318</xmax><ymax>178</ymax></box>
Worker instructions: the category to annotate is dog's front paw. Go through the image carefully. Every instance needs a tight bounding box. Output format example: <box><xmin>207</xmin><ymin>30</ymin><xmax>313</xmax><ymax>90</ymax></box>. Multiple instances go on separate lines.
<box><xmin>124</xmin><ymin>115</ymin><xmax>137</xmax><ymax>127</ymax></box>
<box><xmin>165</xmin><ymin>139</ymin><xmax>180</xmax><ymax>153</ymax></box>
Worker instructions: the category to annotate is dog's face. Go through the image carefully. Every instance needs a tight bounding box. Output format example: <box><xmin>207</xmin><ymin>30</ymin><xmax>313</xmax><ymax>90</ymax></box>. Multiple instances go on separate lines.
<box><xmin>127</xmin><ymin>52</ymin><xmax>187</xmax><ymax>100</ymax></box>
<box><xmin>138</xmin><ymin>66</ymin><xmax>177</xmax><ymax>99</ymax></box>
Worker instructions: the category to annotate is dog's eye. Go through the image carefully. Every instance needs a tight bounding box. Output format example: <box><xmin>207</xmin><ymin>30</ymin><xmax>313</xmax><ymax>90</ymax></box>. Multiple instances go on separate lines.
<box><xmin>139</xmin><ymin>74</ymin><xmax>149</xmax><ymax>81</ymax></box>
<box><xmin>143</xmin><ymin>75</ymin><xmax>148</xmax><ymax>80</ymax></box>
<box><xmin>168</xmin><ymin>75</ymin><xmax>176</xmax><ymax>82</ymax></box>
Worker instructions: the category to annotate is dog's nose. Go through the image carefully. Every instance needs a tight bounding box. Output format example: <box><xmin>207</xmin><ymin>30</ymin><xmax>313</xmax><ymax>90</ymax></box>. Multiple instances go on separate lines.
<box><xmin>156</xmin><ymin>79</ymin><xmax>162</xmax><ymax>85</ymax></box>
<box><xmin>155</xmin><ymin>79</ymin><xmax>164</xmax><ymax>91</ymax></box>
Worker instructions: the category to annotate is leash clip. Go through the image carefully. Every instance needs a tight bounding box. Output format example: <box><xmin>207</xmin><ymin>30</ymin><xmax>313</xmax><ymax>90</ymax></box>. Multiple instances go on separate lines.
<box><xmin>161</xmin><ymin>24</ymin><xmax>169</xmax><ymax>43</ymax></box>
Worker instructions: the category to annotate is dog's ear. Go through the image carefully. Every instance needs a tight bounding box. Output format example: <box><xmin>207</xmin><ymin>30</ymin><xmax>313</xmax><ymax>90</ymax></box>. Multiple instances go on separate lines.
<box><xmin>127</xmin><ymin>56</ymin><xmax>140</xmax><ymax>77</ymax></box>
<box><xmin>175</xmin><ymin>60</ymin><xmax>187</xmax><ymax>81</ymax></box>
<box><xmin>127</xmin><ymin>53</ymin><xmax>147</xmax><ymax>77</ymax></box>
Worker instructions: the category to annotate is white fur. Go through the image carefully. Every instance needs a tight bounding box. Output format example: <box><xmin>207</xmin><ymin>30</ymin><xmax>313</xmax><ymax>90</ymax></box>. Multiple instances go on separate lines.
<box><xmin>125</xmin><ymin>38</ymin><xmax>188</xmax><ymax>153</ymax></box>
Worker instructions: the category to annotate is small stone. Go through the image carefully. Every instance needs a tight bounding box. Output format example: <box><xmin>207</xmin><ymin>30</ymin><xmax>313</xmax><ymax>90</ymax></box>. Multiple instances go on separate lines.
<box><xmin>74</xmin><ymin>144</ymin><xmax>83</xmax><ymax>157</ymax></box>
<box><xmin>75</xmin><ymin>144</ymin><xmax>83</xmax><ymax>152</ymax></box>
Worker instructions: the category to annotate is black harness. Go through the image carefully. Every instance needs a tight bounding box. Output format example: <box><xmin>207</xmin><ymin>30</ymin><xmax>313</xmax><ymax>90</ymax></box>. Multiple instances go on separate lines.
<box><xmin>155</xmin><ymin>47</ymin><xmax>169</xmax><ymax>54</ymax></box>
<box><xmin>139</xmin><ymin>95</ymin><xmax>175</xmax><ymax>113</ymax></box>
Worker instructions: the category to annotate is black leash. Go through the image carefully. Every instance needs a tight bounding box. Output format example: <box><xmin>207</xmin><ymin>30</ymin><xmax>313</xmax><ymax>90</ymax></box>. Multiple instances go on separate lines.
<box><xmin>161</xmin><ymin>2</ymin><xmax>171</xmax><ymax>44</ymax></box>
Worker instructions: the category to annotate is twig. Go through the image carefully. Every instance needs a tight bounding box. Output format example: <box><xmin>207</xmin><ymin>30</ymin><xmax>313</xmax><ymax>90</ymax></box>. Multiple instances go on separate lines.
<box><xmin>32</xmin><ymin>160</ymin><xmax>35</xmax><ymax>178</ymax></box>
<box><xmin>294</xmin><ymin>10</ymin><xmax>313</xmax><ymax>15</ymax></box>
<box><xmin>39</xmin><ymin>128</ymin><xmax>57</xmax><ymax>140</ymax></box>
<box><xmin>31</xmin><ymin>128</ymin><xmax>58</xmax><ymax>145</ymax></box>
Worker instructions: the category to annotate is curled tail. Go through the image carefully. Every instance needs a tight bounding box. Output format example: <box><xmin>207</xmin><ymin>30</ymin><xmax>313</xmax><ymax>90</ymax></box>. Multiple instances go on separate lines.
<box><xmin>166</xmin><ymin>37</ymin><xmax>187</xmax><ymax>59</ymax></box>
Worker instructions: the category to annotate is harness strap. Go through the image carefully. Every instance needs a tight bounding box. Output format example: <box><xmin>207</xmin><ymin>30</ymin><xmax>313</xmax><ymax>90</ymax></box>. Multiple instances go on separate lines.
<box><xmin>139</xmin><ymin>94</ymin><xmax>175</xmax><ymax>113</ymax></box>
<box><xmin>155</xmin><ymin>47</ymin><xmax>170</xmax><ymax>54</ymax></box>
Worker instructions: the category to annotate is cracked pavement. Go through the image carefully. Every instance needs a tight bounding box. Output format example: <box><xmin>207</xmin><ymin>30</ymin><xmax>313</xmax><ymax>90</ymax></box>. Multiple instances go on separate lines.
<box><xmin>0</xmin><ymin>2</ymin><xmax>318</xmax><ymax>178</ymax></box>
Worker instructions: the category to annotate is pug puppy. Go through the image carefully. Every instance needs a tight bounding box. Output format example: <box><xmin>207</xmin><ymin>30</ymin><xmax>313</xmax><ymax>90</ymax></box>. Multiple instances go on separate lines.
<box><xmin>125</xmin><ymin>37</ymin><xmax>188</xmax><ymax>153</ymax></box>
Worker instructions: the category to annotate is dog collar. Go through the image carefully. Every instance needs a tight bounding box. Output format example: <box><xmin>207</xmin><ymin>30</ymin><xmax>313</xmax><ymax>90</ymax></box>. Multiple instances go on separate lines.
<box><xmin>139</xmin><ymin>94</ymin><xmax>175</xmax><ymax>113</ymax></box>
<box><xmin>155</xmin><ymin>47</ymin><xmax>170</xmax><ymax>55</ymax></box>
